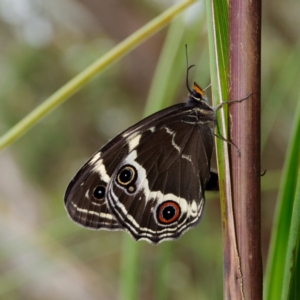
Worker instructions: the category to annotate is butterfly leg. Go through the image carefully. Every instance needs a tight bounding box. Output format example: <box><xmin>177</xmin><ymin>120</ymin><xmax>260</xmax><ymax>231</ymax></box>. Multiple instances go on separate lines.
<box><xmin>213</xmin><ymin>93</ymin><xmax>252</xmax><ymax>112</ymax></box>
<box><xmin>213</xmin><ymin>119</ymin><xmax>241</xmax><ymax>156</ymax></box>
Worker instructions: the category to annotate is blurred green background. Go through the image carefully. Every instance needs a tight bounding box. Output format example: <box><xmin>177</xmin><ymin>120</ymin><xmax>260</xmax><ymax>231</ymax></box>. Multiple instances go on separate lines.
<box><xmin>0</xmin><ymin>0</ymin><xmax>299</xmax><ymax>299</ymax></box>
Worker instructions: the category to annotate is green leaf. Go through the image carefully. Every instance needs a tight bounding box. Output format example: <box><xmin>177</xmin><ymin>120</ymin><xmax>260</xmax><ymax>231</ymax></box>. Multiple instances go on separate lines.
<box><xmin>264</xmin><ymin>91</ymin><xmax>300</xmax><ymax>300</ymax></box>
<box><xmin>205</xmin><ymin>0</ymin><xmax>229</xmax><ymax>181</ymax></box>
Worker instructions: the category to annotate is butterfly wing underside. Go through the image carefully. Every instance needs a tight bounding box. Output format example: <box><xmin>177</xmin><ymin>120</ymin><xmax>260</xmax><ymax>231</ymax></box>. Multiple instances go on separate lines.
<box><xmin>64</xmin><ymin>104</ymin><xmax>189</xmax><ymax>231</ymax></box>
<box><xmin>64</xmin><ymin>102</ymin><xmax>215</xmax><ymax>243</ymax></box>
<box><xmin>107</xmin><ymin>111</ymin><xmax>214</xmax><ymax>243</ymax></box>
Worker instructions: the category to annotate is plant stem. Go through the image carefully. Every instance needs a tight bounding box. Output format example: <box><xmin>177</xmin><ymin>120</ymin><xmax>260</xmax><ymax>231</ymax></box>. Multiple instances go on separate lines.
<box><xmin>228</xmin><ymin>0</ymin><xmax>262</xmax><ymax>299</ymax></box>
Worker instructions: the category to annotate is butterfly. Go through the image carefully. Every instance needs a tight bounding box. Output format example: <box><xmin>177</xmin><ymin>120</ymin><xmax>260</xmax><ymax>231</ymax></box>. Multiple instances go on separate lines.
<box><xmin>64</xmin><ymin>81</ymin><xmax>221</xmax><ymax>244</ymax></box>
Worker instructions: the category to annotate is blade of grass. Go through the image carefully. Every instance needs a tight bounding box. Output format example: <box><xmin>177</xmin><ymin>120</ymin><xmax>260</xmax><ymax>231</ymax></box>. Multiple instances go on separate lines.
<box><xmin>143</xmin><ymin>16</ymin><xmax>187</xmax><ymax>116</ymax></box>
<box><xmin>119</xmin><ymin>236</ymin><xmax>142</xmax><ymax>300</ymax></box>
<box><xmin>0</xmin><ymin>0</ymin><xmax>196</xmax><ymax>151</ymax></box>
<box><xmin>261</xmin><ymin>46</ymin><xmax>300</xmax><ymax>151</ymax></box>
<box><xmin>264</xmin><ymin>91</ymin><xmax>300</xmax><ymax>300</ymax></box>
<box><xmin>206</xmin><ymin>0</ymin><xmax>244</xmax><ymax>298</ymax></box>
<box><xmin>283</xmin><ymin>170</ymin><xmax>300</xmax><ymax>299</ymax></box>
<box><xmin>144</xmin><ymin>1</ymin><xmax>207</xmax><ymax>116</ymax></box>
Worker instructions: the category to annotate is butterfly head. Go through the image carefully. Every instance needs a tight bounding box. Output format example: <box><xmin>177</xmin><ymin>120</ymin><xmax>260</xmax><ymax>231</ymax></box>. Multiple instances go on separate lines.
<box><xmin>187</xmin><ymin>81</ymin><xmax>211</xmax><ymax>107</ymax></box>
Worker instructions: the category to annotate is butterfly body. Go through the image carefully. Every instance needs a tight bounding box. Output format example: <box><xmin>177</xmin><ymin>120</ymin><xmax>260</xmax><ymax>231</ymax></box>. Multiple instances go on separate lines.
<box><xmin>64</xmin><ymin>83</ymin><xmax>218</xmax><ymax>243</ymax></box>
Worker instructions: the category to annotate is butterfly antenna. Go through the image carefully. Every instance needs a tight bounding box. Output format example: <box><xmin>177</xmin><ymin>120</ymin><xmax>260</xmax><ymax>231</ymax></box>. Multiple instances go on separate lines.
<box><xmin>185</xmin><ymin>44</ymin><xmax>194</xmax><ymax>94</ymax></box>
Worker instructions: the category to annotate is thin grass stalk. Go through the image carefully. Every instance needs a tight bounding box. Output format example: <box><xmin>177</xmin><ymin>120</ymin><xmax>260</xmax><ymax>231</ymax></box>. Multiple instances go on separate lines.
<box><xmin>283</xmin><ymin>169</ymin><xmax>300</xmax><ymax>299</ymax></box>
<box><xmin>206</xmin><ymin>0</ymin><xmax>245</xmax><ymax>298</ymax></box>
<box><xmin>264</xmin><ymin>91</ymin><xmax>300</xmax><ymax>299</ymax></box>
<box><xmin>119</xmin><ymin>236</ymin><xmax>142</xmax><ymax>300</ymax></box>
<box><xmin>261</xmin><ymin>47</ymin><xmax>300</xmax><ymax>150</ymax></box>
<box><xmin>0</xmin><ymin>0</ymin><xmax>195</xmax><ymax>151</ymax></box>
<box><xmin>228</xmin><ymin>0</ymin><xmax>262</xmax><ymax>299</ymax></box>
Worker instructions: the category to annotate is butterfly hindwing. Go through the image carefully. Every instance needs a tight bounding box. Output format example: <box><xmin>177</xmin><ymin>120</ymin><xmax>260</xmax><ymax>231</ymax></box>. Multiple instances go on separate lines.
<box><xmin>64</xmin><ymin>150</ymin><xmax>122</xmax><ymax>230</ymax></box>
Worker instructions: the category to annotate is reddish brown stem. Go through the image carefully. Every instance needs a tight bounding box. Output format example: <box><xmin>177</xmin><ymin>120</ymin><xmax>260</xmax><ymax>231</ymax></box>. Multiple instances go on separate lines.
<box><xmin>227</xmin><ymin>0</ymin><xmax>262</xmax><ymax>299</ymax></box>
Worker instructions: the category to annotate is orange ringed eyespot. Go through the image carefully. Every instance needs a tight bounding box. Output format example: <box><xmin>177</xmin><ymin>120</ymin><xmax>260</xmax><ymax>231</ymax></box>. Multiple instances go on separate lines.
<box><xmin>157</xmin><ymin>201</ymin><xmax>180</xmax><ymax>224</ymax></box>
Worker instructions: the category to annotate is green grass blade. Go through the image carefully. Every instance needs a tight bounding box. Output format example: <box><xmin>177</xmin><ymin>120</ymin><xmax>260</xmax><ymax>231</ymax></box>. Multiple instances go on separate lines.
<box><xmin>143</xmin><ymin>16</ymin><xmax>187</xmax><ymax>116</ymax></box>
<box><xmin>206</xmin><ymin>0</ymin><xmax>230</xmax><ymax>168</ymax></box>
<box><xmin>206</xmin><ymin>0</ymin><xmax>229</xmax><ymax>232</ymax></box>
<box><xmin>261</xmin><ymin>46</ymin><xmax>300</xmax><ymax>151</ymax></box>
<box><xmin>119</xmin><ymin>236</ymin><xmax>142</xmax><ymax>300</ymax></box>
<box><xmin>145</xmin><ymin>1</ymin><xmax>207</xmax><ymax>116</ymax></box>
<box><xmin>264</xmin><ymin>91</ymin><xmax>300</xmax><ymax>300</ymax></box>
<box><xmin>0</xmin><ymin>0</ymin><xmax>196</xmax><ymax>151</ymax></box>
<box><xmin>206</xmin><ymin>0</ymin><xmax>228</xmax><ymax>100</ymax></box>
<box><xmin>283</xmin><ymin>169</ymin><xmax>300</xmax><ymax>299</ymax></box>
<box><xmin>206</xmin><ymin>0</ymin><xmax>249</xmax><ymax>297</ymax></box>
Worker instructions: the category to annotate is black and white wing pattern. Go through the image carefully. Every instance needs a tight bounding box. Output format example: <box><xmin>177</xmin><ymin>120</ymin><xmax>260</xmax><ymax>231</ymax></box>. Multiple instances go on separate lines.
<box><xmin>64</xmin><ymin>83</ymin><xmax>218</xmax><ymax>243</ymax></box>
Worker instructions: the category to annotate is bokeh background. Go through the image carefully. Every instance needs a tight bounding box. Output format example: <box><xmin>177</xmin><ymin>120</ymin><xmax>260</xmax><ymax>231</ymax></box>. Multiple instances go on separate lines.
<box><xmin>0</xmin><ymin>0</ymin><xmax>300</xmax><ymax>299</ymax></box>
